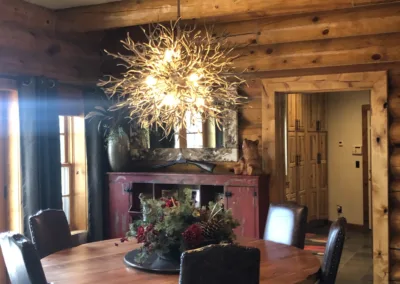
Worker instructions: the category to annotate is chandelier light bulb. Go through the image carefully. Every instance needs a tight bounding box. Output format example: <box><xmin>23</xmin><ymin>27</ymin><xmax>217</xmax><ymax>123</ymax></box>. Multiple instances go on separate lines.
<box><xmin>195</xmin><ymin>97</ymin><xmax>205</xmax><ymax>107</ymax></box>
<box><xmin>145</xmin><ymin>75</ymin><xmax>157</xmax><ymax>87</ymax></box>
<box><xmin>162</xmin><ymin>94</ymin><xmax>179</xmax><ymax>107</ymax></box>
<box><xmin>188</xmin><ymin>73</ymin><xmax>200</xmax><ymax>82</ymax></box>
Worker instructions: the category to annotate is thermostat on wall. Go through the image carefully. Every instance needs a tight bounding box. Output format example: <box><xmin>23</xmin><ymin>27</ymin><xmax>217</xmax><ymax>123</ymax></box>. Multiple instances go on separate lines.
<box><xmin>352</xmin><ymin>145</ymin><xmax>362</xmax><ymax>155</ymax></box>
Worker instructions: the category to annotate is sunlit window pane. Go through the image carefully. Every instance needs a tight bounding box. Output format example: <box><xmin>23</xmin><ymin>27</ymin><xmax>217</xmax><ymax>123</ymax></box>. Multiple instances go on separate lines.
<box><xmin>186</xmin><ymin>112</ymin><xmax>202</xmax><ymax>133</ymax></box>
<box><xmin>187</xmin><ymin>133</ymin><xmax>203</xmax><ymax>148</ymax></box>
<box><xmin>60</xmin><ymin>135</ymin><xmax>65</xmax><ymax>163</ymax></box>
<box><xmin>61</xmin><ymin>166</ymin><xmax>70</xmax><ymax>196</ymax></box>
<box><xmin>59</xmin><ymin>116</ymin><xmax>65</xmax><ymax>134</ymax></box>
<box><xmin>62</xmin><ymin>197</ymin><xmax>70</xmax><ymax>224</ymax></box>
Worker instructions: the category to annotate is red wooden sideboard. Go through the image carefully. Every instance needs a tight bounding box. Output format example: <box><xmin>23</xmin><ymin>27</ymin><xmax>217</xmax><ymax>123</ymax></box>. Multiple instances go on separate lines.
<box><xmin>107</xmin><ymin>172</ymin><xmax>269</xmax><ymax>240</ymax></box>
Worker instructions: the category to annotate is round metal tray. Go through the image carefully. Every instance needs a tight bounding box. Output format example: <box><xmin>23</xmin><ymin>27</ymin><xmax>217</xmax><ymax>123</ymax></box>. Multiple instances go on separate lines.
<box><xmin>124</xmin><ymin>249</ymin><xmax>180</xmax><ymax>274</ymax></box>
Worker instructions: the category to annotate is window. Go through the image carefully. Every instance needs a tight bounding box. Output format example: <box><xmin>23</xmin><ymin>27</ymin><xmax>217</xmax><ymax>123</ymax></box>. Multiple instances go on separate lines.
<box><xmin>59</xmin><ymin>116</ymin><xmax>72</xmax><ymax>223</ymax></box>
<box><xmin>59</xmin><ymin>115</ymin><xmax>87</xmax><ymax>231</ymax></box>
<box><xmin>173</xmin><ymin>112</ymin><xmax>205</xmax><ymax>149</ymax></box>
<box><xmin>185</xmin><ymin>112</ymin><xmax>203</xmax><ymax>148</ymax></box>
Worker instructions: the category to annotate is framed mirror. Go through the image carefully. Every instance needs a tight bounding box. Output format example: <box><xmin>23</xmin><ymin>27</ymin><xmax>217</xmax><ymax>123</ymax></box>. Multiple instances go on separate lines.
<box><xmin>130</xmin><ymin>110</ymin><xmax>238</xmax><ymax>162</ymax></box>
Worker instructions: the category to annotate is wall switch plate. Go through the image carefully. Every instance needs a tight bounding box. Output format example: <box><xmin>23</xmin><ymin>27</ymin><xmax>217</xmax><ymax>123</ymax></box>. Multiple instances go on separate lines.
<box><xmin>352</xmin><ymin>145</ymin><xmax>362</xmax><ymax>155</ymax></box>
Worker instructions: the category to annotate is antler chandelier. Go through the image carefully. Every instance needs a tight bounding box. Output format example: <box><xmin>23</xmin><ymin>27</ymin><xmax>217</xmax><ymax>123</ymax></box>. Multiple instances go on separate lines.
<box><xmin>99</xmin><ymin>20</ymin><xmax>245</xmax><ymax>136</ymax></box>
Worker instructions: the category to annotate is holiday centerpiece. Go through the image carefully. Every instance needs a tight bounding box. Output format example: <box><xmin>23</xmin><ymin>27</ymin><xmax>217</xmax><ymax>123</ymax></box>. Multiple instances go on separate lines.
<box><xmin>124</xmin><ymin>189</ymin><xmax>239</xmax><ymax>272</ymax></box>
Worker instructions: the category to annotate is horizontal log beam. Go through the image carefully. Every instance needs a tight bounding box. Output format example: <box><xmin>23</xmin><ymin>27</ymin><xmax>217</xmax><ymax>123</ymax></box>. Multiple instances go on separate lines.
<box><xmin>1</xmin><ymin>0</ymin><xmax>55</xmax><ymax>31</ymax></box>
<box><xmin>0</xmin><ymin>46</ymin><xmax>100</xmax><ymax>84</ymax></box>
<box><xmin>55</xmin><ymin>0</ymin><xmax>356</xmax><ymax>32</ymax></box>
<box><xmin>231</xmin><ymin>33</ymin><xmax>400</xmax><ymax>72</ymax></box>
<box><xmin>390</xmin><ymin>148</ymin><xmax>400</xmax><ymax>177</ymax></box>
<box><xmin>213</xmin><ymin>3</ymin><xmax>400</xmax><ymax>45</ymax></box>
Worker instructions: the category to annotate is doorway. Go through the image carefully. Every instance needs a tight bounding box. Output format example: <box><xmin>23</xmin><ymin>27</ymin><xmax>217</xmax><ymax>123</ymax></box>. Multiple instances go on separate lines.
<box><xmin>261</xmin><ymin>71</ymin><xmax>388</xmax><ymax>283</ymax></box>
<box><xmin>283</xmin><ymin>91</ymin><xmax>371</xmax><ymax>226</ymax></box>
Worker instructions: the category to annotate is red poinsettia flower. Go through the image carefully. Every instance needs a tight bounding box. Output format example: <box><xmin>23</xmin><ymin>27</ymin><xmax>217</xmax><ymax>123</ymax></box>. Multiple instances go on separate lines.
<box><xmin>165</xmin><ymin>198</ymin><xmax>174</xmax><ymax>208</ymax></box>
<box><xmin>136</xmin><ymin>226</ymin><xmax>145</xmax><ymax>243</ymax></box>
<box><xmin>182</xmin><ymin>224</ymin><xmax>204</xmax><ymax>247</ymax></box>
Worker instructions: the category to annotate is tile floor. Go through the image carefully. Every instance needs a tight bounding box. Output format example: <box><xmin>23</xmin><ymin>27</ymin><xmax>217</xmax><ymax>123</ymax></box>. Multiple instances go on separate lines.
<box><xmin>309</xmin><ymin>226</ymin><xmax>373</xmax><ymax>284</ymax></box>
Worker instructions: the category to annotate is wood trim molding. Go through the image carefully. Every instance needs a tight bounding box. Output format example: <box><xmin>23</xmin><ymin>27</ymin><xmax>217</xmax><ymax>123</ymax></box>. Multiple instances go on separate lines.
<box><xmin>261</xmin><ymin>71</ymin><xmax>388</xmax><ymax>283</ymax></box>
<box><xmin>362</xmin><ymin>104</ymin><xmax>371</xmax><ymax>229</ymax></box>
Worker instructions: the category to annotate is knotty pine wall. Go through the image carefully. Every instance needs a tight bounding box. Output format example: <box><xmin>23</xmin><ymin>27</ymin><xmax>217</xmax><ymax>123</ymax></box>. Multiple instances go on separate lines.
<box><xmin>0</xmin><ymin>0</ymin><xmax>101</xmax><ymax>85</ymax></box>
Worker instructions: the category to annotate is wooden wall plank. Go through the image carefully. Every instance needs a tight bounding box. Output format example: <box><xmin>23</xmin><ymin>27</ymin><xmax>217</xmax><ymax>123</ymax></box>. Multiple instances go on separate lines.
<box><xmin>213</xmin><ymin>3</ymin><xmax>400</xmax><ymax>46</ymax></box>
<box><xmin>232</xmin><ymin>33</ymin><xmax>400</xmax><ymax>72</ymax></box>
<box><xmin>55</xmin><ymin>0</ymin><xmax>355</xmax><ymax>32</ymax></box>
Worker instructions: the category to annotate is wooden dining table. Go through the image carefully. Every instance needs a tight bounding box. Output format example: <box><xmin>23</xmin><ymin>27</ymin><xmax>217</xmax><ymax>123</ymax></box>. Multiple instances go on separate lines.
<box><xmin>42</xmin><ymin>237</ymin><xmax>321</xmax><ymax>284</ymax></box>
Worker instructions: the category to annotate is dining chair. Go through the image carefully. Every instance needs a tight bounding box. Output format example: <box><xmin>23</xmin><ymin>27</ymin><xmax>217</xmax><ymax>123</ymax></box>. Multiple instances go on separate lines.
<box><xmin>29</xmin><ymin>209</ymin><xmax>73</xmax><ymax>258</ymax></box>
<box><xmin>319</xmin><ymin>217</ymin><xmax>347</xmax><ymax>284</ymax></box>
<box><xmin>263</xmin><ymin>202</ymin><xmax>308</xmax><ymax>249</ymax></box>
<box><xmin>0</xmin><ymin>232</ymin><xmax>48</xmax><ymax>284</ymax></box>
<box><xmin>179</xmin><ymin>244</ymin><xmax>260</xmax><ymax>284</ymax></box>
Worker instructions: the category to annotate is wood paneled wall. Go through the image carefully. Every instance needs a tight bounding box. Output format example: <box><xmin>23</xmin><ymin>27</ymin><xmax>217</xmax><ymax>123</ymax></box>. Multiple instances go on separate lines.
<box><xmin>0</xmin><ymin>0</ymin><xmax>101</xmax><ymax>84</ymax></box>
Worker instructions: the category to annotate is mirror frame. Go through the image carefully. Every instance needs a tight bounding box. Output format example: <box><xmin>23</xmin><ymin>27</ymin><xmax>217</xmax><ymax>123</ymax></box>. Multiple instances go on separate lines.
<box><xmin>130</xmin><ymin>110</ymin><xmax>239</xmax><ymax>162</ymax></box>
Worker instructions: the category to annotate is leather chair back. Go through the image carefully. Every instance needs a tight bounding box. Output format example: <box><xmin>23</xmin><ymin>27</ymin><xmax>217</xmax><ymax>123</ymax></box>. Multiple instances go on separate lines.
<box><xmin>263</xmin><ymin>202</ymin><xmax>308</xmax><ymax>249</ymax></box>
<box><xmin>29</xmin><ymin>209</ymin><xmax>72</xmax><ymax>258</ymax></box>
<box><xmin>319</xmin><ymin>217</ymin><xmax>347</xmax><ymax>284</ymax></box>
<box><xmin>179</xmin><ymin>244</ymin><xmax>260</xmax><ymax>284</ymax></box>
<box><xmin>0</xmin><ymin>232</ymin><xmax>47</xmax><ymax>284</ymax></box>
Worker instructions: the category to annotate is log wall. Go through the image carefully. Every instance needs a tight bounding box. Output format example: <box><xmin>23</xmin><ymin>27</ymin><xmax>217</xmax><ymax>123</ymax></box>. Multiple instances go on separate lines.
<box><xmin>0</xmin><ymin>0</ymin><xmax>101</xmax><ymax>84</ymax></box>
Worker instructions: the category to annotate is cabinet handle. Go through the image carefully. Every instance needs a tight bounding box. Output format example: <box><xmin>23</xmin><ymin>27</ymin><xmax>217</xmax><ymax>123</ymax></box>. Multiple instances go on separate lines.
<box><xmin>225</xmin><ymin>191</ymin><xmax>233</xmax><ymax>197</ymax></box>
<box><xmin>123</xmin><ymin>184</ymin><xmax>133</xmax><ymax>193</ymax></box>
<box><xmin>316</xmin><ymin>120</ymin><xmax>321</xmax><ymax>131</ymax></box>
<box><xmin>296</xmin><ymin>155</ymin><xmax>301</xmax><ymax>166</ymax></box>
<box><xmin>317</xmin><ymin>153</ymin><xmax>321</xmax><ymax>164</ymax></box>
<box><xmin>295</xmin><ymin>119</ymin><xmax>300</xmax><ymax>130</ymax></box>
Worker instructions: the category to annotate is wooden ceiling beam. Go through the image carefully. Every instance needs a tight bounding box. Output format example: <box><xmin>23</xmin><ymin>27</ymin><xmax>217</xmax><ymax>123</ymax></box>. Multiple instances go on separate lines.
<box><xmin>55</xmin><ymin>0</ymin><xmax>358</xmax><ymax>32</ymax></box>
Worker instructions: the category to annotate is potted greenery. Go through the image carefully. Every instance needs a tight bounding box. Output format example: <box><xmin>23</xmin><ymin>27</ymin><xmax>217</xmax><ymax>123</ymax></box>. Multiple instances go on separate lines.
<box><xmin>85</xmin><ymin>104</ymin><xmax>132</xmax><ymax>172</ymax></box>
<box><xmin>127</xmin><ymin>189</ymin><xmax>240</xmax><ymax>266</ymax></box>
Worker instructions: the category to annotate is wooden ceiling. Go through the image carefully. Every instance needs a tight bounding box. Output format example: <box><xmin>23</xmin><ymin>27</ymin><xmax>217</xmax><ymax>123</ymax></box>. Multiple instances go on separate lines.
<box><xmin>55</xmin><ymin>0</ymin><xmax>399</xmax><ymax>33</ymax></box>
<box><xmin>24</xmin><ymin>0</ymin><xmax>121</xmax><ymax>10</ymax></box>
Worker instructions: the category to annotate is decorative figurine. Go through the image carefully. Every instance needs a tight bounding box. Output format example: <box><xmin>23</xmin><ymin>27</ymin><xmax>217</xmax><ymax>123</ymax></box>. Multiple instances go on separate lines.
<box><xmin>233</xmin><ymin>139</ymin><xmax>262</xmax><ymax>175</ymax></box>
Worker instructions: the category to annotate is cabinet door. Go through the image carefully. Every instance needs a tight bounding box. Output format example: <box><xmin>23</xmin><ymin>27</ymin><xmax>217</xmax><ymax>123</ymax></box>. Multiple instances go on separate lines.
<box><xmin>297</xmin><ymin>132</ymin><xmax>307</xmax><ymax>206</ymax></box>
<box><xmin>225</xmin><ymin>187</ymin><xmax>257</xmax><ymax>238</ymax></box>
<box><xmin>108</xmin><ymin>182</ymin><xmax>131</xmax><ymax>239</ymax></box>
<box><xmin>296</xmin><ymin>93</ymin><xmax>306</xmax><ymax>132</ymax></box>
<box><xmin>318</xmin><ymin>94</ymin><xmax>328</xmax><ymax>131</ymax></box>
<box><xmin>287</xmin><ymin>94</ymin><xmax>297</xmax><ymax>132</ymax></box>
<box><xmin>307</xmin><ymin>132</ymin><xmax>319</xmax><ymax>221</ymax></box>
<box><xmin>307</xmin><ymin>94</ymin><xmax>319</xmax><ymax>132</ymax></box>
<box><xmin>318</xmin><ymin>133</ymin><xmax>328</xmax><ymax>219</ymax></box>
<box><xmin>286</xmin><ymin>132</ymin><xmax>297</xmax><ymax>202</ymax></box>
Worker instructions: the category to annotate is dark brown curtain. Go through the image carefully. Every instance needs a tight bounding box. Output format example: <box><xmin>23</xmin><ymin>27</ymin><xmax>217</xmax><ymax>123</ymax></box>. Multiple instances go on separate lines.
<box><xmin>83</xmin><ymin>89</ymin><xmax>108</xmax><ymax>241</ymax></box>
<box><xmin>18</xmin><ymin>77</ymin><xmax>62</xmax><ymax>237</ymax></box>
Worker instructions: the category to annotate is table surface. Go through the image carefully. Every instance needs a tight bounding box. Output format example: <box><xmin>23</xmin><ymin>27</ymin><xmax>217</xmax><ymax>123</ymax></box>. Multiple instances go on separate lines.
<box><xmin>42</xmin><ymin>237</ymin><xmax>321</xmax><ymax>284</ymax></box>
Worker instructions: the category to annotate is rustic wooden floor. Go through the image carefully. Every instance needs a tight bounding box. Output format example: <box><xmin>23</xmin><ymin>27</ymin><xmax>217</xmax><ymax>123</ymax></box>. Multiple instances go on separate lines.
<box><xmin>308</xmin><ymin>225</ymin><xmax>373</xmax><ymax>284</ymax></box>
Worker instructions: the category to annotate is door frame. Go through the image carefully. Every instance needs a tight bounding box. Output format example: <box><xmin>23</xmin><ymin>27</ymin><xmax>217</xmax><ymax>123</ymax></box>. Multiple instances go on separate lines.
<box><xmin>362</xmin><ymin>104</ymin><xmax>372</xmax><ymax>229</ymax></box>
<box><xmin>261</xmin><ymin>71</ymin><xmax>388</xmax><ymax>283</ymax></box>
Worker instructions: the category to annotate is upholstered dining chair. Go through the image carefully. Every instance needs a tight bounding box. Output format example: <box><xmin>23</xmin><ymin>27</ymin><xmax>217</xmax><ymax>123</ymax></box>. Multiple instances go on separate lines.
<box><xmin>0</xmin><ymin>232</ymin><xmax>48</xmax><ymax>284</ymax></box>
<box><xmin>318</xmin><ymin>217</ymin><xmax>347</xmax><ymax>284</ymax></box>
<box><xmin>179</xmin><ymin>244</ymin><xmax>260</xmax><ymax>284</ymax></box>
<box><xmin>29</xmin><ymin>209</ymin><xmax>73</xmax><ymax>258</ymax></box>
<box><xmin>263</xmin><ymin>202</ymin><xmax>308</xmax><ymax>249</ymax></box>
